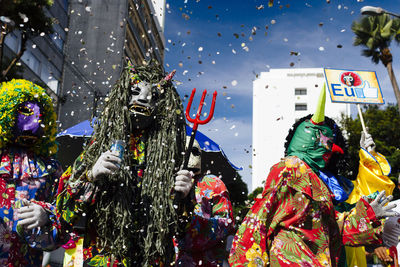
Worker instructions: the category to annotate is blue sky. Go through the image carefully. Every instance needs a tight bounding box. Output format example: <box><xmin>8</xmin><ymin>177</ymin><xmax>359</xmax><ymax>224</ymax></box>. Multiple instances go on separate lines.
<box><xmin>163</xmin><ymin>0</ymin><xmax>400</xmax><ymax>191</ymax></box>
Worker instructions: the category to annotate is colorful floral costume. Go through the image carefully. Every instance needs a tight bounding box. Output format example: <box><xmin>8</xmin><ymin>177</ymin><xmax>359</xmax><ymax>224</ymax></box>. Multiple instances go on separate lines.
<box><xmin>174</xmin><ymin>174</ymin><xmax>235</xmax><ymax>266</ymax></box>
<box><xmin>228</xmin><ymin>156</ymin><xmax>382</xmax><ymax>267</ymax></box>
<box><xmin>0</xmin><ymin>79</ymin><xmax>62</xmax><ymax>266</ymax></box>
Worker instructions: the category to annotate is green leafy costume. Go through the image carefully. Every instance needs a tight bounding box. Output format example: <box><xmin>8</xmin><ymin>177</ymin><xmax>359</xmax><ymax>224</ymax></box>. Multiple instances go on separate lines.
<box><xmin>56</xmin><ymin>63</ymin><xmax>186</xmax><ymax>266</ymax></box>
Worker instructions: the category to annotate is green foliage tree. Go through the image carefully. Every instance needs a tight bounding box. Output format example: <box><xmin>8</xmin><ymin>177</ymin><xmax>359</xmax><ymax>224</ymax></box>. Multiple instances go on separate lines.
<box><xmin>340</xmin><ymin>105</ymin><xmax>400</xmax><ymax>198</ymax></box>
<box><xmin>0</xmin><ymin>0</ymin><xmax>54</xmax><ymax>81</ymax></box>
<box><xmin>352</xmin><ymin>14</ymin><xmax>400</xmax><ymax>113</ymax></box>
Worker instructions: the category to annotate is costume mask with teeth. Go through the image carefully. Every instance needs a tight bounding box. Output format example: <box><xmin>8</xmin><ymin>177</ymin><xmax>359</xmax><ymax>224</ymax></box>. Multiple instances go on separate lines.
<box><xmin>128</xmin><ymin>81</ymin><xmax>158</xmax><ymax>130</ymax></box>
<box><xmin>128</xmin><ymin>64</ymin><xmax>176</xmax><ymax>131</ymax></box>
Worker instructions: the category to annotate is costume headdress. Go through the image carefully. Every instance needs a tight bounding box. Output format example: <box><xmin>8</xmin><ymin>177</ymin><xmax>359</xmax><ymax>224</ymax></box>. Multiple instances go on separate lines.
<box><xmin>0</xmin><ymin>79</ymin><xmax>57</xmax><ymax>157</ymax></box>
<box><xmin>286</xmin><ymin>85</ymin><xmax>345</xmax><ymax>174</ymax></box>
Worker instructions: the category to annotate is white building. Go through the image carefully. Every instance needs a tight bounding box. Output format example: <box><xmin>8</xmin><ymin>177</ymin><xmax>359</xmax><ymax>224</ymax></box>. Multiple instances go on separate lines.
<box><xmin>252</xmin><ymin>68</ymin><xmax>351</xmax><ymax>190</ymax></box>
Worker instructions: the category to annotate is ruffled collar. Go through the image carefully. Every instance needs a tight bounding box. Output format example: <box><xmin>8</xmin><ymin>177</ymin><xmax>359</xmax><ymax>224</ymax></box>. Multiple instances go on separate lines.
<box><xmin>0</xmin><ymin>147</ymin><xmax>54</xmax><ymax>180</ymax></box>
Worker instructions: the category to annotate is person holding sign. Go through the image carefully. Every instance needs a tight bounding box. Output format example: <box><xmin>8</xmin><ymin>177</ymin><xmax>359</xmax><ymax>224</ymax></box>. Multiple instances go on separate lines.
<box><xmin>229</xmin><ymin>85</ymin><xmax>398</xmax><ymax>267</ymax></box>
<box><xmin>341</xmin><ymin>128</ymin><xmax>395</xmax><ymax>267</ymax></box>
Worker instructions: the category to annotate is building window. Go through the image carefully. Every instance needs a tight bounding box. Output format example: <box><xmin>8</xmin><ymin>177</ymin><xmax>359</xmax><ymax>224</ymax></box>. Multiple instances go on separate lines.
<box><xmin>295</xmin><ymin>103</ymin><xmax>307</xmax><ymax>111</ymax></box>
<box><xmin>21</xmin><ymin>51</ymin><xmax>41</xmax><ymax>74</ymax></box>
<box><xmin>41</xmin><ymin>60</ymin><xmax>60</xmax><ymax>93</ymax></box>
<box><xmin>62</xmin><ymin>0</ymin><xmax>68</xmax><ymax>11</ymax></box>
<box><xmin>50</xmin><ymin>23</ymin><xmax>66</xmax><ymax>52</ymax></box>
<box><xmin>4</xmin><ymin>32</ymin><xmax>19</xmax><ymax>53</ymax></box>
<box><xmin>295</xmin><ymin>88</ymin><xmax>307</xmax><ymax>95</ymax></box>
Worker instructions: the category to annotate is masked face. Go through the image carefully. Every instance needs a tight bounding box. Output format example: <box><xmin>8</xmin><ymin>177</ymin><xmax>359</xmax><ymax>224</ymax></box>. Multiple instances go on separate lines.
<box><xmin>287</xmin><ymin>119</ymin><xmax>343</xmax><ymax>171</ymax></box>
<box><xmin>15</xmin><ymin>101</ymin><xmax>42</xmax><ymax>146</ymax></box>
<box><xmin>128</xmin><ymin>81</ymin><xmax>158</xmax><ymax>130</ymax></box>
<box><xmin>186</xmin><ymin>136</ymin><xmax>202</xmax><ymax>175</ymax></box>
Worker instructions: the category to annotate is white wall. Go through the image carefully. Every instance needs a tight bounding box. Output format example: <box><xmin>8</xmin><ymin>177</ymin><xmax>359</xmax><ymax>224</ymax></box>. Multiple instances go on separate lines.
<box><xmin>148</xmin><ymin>0</ymin><xmax>165</xmax><ymax>32</ymax></box>
<box><xmin>252</xmin><ymin>68</ymin><xmax>350</xmax><ymax>190</ymax></box>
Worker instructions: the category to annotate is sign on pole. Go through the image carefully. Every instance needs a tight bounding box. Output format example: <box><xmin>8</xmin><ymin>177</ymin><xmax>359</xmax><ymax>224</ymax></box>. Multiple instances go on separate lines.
<box><xmin>323</xmin><ymin>68</ymin><xmax>385</xmax><ymax>104</ymax></box>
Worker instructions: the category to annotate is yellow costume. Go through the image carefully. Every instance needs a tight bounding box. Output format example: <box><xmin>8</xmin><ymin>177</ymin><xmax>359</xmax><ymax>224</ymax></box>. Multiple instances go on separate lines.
<box><xmin>346</xmin><ymin>148</ymin><xmax>394</xmax><ymax>267</ymax></box>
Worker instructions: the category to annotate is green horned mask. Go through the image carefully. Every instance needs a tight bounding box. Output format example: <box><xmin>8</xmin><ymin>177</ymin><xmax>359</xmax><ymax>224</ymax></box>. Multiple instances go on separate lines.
<box><xmin>287</xmin><ymin>120</ymin><xmax>342</xmax><ymax>173</ymax></box>
<box><xmin>287</xmin><ymin>84</ymin><xmax>343</xmax><ymax>173</ymax></box>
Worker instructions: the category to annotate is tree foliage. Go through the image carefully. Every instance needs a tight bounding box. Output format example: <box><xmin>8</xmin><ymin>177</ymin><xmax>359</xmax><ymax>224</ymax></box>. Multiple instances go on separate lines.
<box><xmin>339</xmin><ymin>105</ymin><xmax>400</xmax><ymax>198</ymax></box>
<box><xmin>352</xmin><ymin>14</ymin><xmax>400</xmax><ymax>66</ymax></box>
<box><xmin>0</xmin><ymin>0</ymin><xmax>54</xmax><ymax>81</ymax></box>
<box><xmin>352</xmin><ymin>14</ymin><xmax>400</xmax><ymax>114</ymax></box>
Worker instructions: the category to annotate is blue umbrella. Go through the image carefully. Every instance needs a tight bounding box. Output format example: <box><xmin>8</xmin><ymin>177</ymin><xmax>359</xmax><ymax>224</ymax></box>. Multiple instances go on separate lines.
<box><xmin>56</xmin><ymin>120</ymin><xmax>242</xmax><ymax>171</ymax></box>
<box><xmin>57</xmin><ymin>119</ymin><xmax>95</xmax><ymax>137</ymax></box>
<box><xmin>186</xmin><ymin>125</ymin><xmax>242</xmax><ymax>171</ymax></box>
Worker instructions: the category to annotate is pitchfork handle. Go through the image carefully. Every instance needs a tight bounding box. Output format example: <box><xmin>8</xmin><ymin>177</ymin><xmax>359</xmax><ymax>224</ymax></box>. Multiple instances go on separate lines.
<box><xmin>183</xmin><ymin>130</ymin><xmax>197</xmax><ymax>169</ymax></box>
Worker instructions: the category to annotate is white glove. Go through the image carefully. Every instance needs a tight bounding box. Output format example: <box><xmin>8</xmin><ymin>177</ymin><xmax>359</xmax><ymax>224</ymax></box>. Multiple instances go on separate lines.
<box><xmin>368</xmin><ymin>190</ymin><xmax>399</xmax><ymax>219</ymax></box>
<box><xmin>360</xmin><ymin>130</ymin><xmax>375</xmax><ymax>152</ymax></box>
<box><xmin>17</xmin><ymin>200</ymin><xmax>49</xmax><ymax>229</ymax></box>
<box><xmin>174</xmin><ymin>170</ymin><xmax>194</xmax><ymax>198</ymax></box>
<box><xmin>91</xmin><ymin>150</ymin><xmax>122</xmax><ymax>181</ymax></box>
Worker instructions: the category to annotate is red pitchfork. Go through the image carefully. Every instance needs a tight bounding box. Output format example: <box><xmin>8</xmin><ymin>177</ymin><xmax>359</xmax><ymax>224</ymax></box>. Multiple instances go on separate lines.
<box><xmin>174</xmin><ymin>88</ymin><xmax>217</xmax><ymax>210</ymax></box>
<box><xmin>183</xmin><ymin>88</ymin><xmax>217</xmax><ymax>169</ymax></box>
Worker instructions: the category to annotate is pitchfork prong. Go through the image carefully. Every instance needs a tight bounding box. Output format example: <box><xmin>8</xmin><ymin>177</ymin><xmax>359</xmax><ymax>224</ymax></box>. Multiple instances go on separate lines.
<box><xmin>185</xmin><ymin>88</ymin><xmax>217</xmax><ymax>131</ymax></box>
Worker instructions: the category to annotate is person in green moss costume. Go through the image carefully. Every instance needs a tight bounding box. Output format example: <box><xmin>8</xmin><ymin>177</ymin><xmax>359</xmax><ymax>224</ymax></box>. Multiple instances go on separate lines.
<box><xmin>56</xmin><ymin>61</ymin><xmax>187</xmax><ymax>266</ymax></box>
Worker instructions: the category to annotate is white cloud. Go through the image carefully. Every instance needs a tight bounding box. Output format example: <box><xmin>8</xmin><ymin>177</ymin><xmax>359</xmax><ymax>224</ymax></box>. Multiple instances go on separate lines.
<box><xmin>196</xmin><ymin>117</ymin><xmax>253</xmax><ymax>191</ymax></box>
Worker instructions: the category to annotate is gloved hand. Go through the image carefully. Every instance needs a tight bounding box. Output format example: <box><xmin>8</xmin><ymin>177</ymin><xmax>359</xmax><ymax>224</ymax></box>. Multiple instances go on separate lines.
<box><xmin>90</xmin><ymin>150</ymin><xmax>121</xmax><ymax>181</ymax></box>
<box><xmin>17</xmin><ymin>199</ymin><xmax>49</xmax><ymax>229</ymax></box>
<box><xmin>360</xmin><ymin>130</ymin><xmax>376</xmax><ymax>152</ymax></box>
<box><xmin>368</xmin><ymin>190</ymin><xmax>398</xmax><ymax>219</ymax></box>
<box><xmin>174</xmin><ymin>170</ymin><xmax>194</xmax><ymax>198</ymax></box>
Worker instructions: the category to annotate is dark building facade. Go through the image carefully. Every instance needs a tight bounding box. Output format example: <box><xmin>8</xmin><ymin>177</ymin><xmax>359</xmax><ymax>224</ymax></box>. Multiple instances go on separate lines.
<box><xmin>3</xmin><ymin>0</ymin><xmax>69</xmax><ymax>102</ymax></box>
<box><xmin>58</xmin><ymin>0</ymin><xmax>165</xmax><ymax>130</ymax></box>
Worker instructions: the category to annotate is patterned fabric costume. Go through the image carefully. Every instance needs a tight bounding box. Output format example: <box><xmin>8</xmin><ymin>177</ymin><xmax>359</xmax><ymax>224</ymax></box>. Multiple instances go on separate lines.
<box><xmin>228</xmin><ymin>156</ymin><xmax>382</xmax><ymax>267</ymax></box>
<box><xmin>174</xmin><ymin>174</ymin><xmax>234</xmax><ymax>266</ymax></box>
<box><xmin>0</xmin><ymin>79</ymin><xmax>62</xmax><ymax>266</ymax></box>
<box><xmin>229</xmin><ymin>85</ymin><xmax>385</xmax><ymax>267</ymax></box>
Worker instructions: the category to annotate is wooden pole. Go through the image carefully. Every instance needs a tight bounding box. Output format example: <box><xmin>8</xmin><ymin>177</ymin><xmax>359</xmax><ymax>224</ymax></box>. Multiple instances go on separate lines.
<box><xmin>357</xmin><ymin>104</ymin><xmax>368</xmax><ymax>134</ymax></box>
<box><xmin>357</xmin><ymin>103</ymin><xmax>373</xmax><ymax>152</ymax></box>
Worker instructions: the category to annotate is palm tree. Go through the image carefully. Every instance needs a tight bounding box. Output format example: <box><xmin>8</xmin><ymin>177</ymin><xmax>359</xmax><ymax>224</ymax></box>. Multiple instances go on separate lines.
<box><xmin>352</xmin><ymin>14</ymin><xmax>400</xmax><ymax>113</ymax></box>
